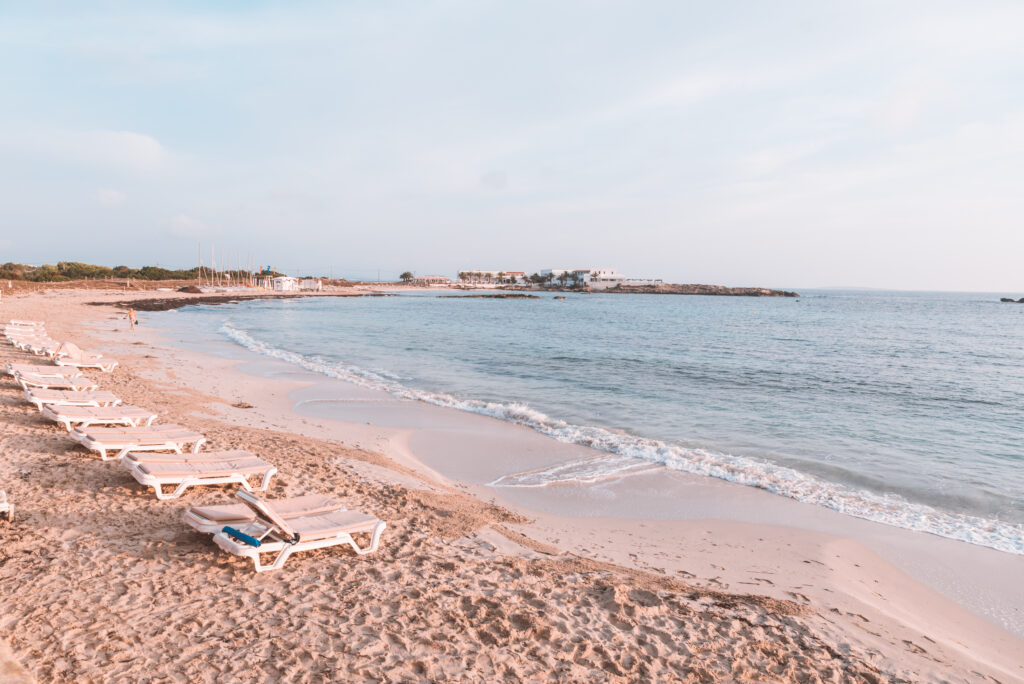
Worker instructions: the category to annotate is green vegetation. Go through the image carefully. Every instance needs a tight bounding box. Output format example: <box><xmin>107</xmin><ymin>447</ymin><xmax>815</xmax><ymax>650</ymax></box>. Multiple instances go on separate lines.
<box><xmin>0</xmin><ymin>261</ymin><xmax>203</xmax><ymax>283</ymax></box>
<box><xmin>399</xmin><ymin>271</ymin><xmax>414</xmax><ymax>282</ymax></box>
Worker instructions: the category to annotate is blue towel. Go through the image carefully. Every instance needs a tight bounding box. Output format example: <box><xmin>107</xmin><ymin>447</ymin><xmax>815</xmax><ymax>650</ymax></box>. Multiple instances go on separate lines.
<box><xmin>223</xmin><ymin>526</ymin><xmax>262</xmax><ymax>547</ymax></box>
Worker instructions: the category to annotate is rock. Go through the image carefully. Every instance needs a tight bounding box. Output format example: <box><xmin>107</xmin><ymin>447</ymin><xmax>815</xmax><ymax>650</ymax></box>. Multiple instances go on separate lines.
<box><xmin>608</xmin><ymin>283</ymin><xmax>799</xmax><ymax>297</ymax></box>
<box><xmin>438</xmin><ymin>294</ymin><xmax>541</xmax><ymax>299</ymax></box>
<box><xmin>554</xmin><ymin>296</ymin><xmax>566</xmax><ymax>300</ymax></box>
<box><xmin>178</xmin><ymin>286</ymin><xmax>203</xmax><ymax>293</ymax></box>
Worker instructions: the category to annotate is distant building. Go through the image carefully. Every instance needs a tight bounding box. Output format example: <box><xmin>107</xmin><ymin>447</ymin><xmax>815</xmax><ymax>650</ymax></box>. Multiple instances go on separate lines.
<box><xmin>299</xmin><ymin>278</ymin><xmax>323</xmax><ymax>291</ymax></box>
<box><xmin>414</xmin><ymin>275</ymin><xmax>452</xmax><ymax>286</ymax></box>
<box><xmin>586</xmin><ymin>268</ymin><xmax>627</xmax><ymax>290</ymax></box>
<box><xmin>539</xmin><ymin>267</ymin><xmax>654</xmax><ymax>290</ymax></box>
<box><xmin>458</xmin><ymin>270</ymin><xmax>524</xmax><ymax>285</ymax></box>
<box><xmin>272</xmin><ymin>276</ymin><xmax>299</xmax><ymax>291</ymax></box>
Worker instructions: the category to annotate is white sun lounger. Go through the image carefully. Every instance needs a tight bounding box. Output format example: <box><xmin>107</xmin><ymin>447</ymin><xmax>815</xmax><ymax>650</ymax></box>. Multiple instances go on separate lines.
<box><xmin>184</xmin><ymin>493</ymin><xmax>347</xmax><ymax>533</ymax></box>
<box><xmin>10</xmin><ymin>337</ymin><xmax>56</xmax><ymax>352</ymax></box>
<box><xmin>124</xmin><ymin>450</ymin><xmax>277</xmax><ymax>500</ymax></box>
<box><xmin>70</xmin><ymin>424</ymin><xmax>206</xmax><ymax>460</ymax></box>
<box><xmin>40</xmin><ymin>404</ymin><xmax>158</xmax><ymax>431</ymax></box>
<box><xmin>14</xmin><ymin>373</ymin><xmax>99</xmax><ymax>392</ymax></box>
<box><xmin>0</xmin><ymin>490</ymin><xmax>10</xmax><ymax>521</ymax></box>
<box><xmin>5</xmin><ymin>331</ymin><xmax>46</xmax><ymax>342</ymax></box>
<box><xmin>8</xmin><ymin>320</ymin><xmax>44</xmax><ymax>327</ymax></box>
<box><xmin>24</xmin><ymin>389</ymin><xmax>122</xmax><ymax>410</ymax></box>
<box><xmin>210</xmin><ymin>490</ymin><xmax>385</xmax><ymax>572</ymax></box>
<box><xmin>5</xmin><ymin>363</ymin><xmax>82</xmax><ymax>378</ymax></box>
<box><xmin>53</xmin><ymin>343</ymin><xmax>118</xmax><ymax>372</ymax></box>
<box><xmin>30</xmin><ymin>342</ymin><xmax>62</xmax><ymax>357</ymax></box>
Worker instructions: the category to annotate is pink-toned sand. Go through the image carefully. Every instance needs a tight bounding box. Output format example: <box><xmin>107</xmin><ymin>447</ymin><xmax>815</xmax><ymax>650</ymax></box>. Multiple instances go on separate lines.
<box><xmin>0</xmin><ymin>286</ymin><xmax>1022</xmax><ymax>682</ymax></box>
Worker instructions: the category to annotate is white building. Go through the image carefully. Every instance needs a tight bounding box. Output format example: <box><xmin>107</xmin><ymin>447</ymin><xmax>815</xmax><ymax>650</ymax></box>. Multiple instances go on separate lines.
<box><xmin>459</xmin><ymin>270</ymin><xmax>525</xmax><ymax>285</ymax></box>
<box><xmin>584</xmin><ymin>268</ymin><xmax>627</xmax><ymax>290</ymax></box>
<box><xmin>299</xmin><ymin>278</ymin><xmax>323</xmax><ymax>291</ymax></box>
<box><xmin>272</xmin><ymin>276</ymin><xmax>299</xmax><ymax>291</ymax></box>
<box><xmin>540</xmin><ymin>267</ymin><xmax>624</xmax><ymax>288</ymax></box>
<box><xmin>414</xmin><ymin>275</ymin><xmax>452</xmax><ymax>286</ymax></box>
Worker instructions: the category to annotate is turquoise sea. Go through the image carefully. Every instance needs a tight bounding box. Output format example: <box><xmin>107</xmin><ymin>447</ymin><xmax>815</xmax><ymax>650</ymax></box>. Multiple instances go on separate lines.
<box><xmin>159</xmin><ymin>289</ymin><xmax>1024</xmax><ymax>554</ymax></box>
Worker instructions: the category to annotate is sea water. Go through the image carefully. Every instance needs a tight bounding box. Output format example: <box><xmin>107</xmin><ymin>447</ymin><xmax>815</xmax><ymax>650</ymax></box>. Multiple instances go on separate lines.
<box><xmin>161</xmin><ymin>290</ymin><xmax>1024</xmax><ymax>554</ymax></box>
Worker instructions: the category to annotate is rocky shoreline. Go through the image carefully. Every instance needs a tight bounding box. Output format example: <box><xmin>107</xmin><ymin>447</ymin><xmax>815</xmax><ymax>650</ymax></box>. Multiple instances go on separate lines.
<box><xmin>439</xmin><ymin>293</ymin><xmax>541</xmax><ymax>300</ymax></box>
<box><xmin>90</xmin><ymin>291</ymin><xmax>377</xmax><ymax>312</ymax></box>
<box><xmin>603</xmin><ymin>283</ymin><xmax>799</xmax><ymax>297</ymax></box>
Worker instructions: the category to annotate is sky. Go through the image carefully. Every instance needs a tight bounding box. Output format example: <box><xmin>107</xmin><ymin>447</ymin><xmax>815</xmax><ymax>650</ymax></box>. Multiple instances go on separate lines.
<box><xmin>1</xmin><ymin>1</ymin><xmax>1023</xmax><ymax>290</ymax></box>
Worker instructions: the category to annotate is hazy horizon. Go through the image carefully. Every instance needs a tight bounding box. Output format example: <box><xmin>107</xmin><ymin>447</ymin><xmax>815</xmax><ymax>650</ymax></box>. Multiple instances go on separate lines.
<box><xmin>2</xmin><ymin>2</ymin><xmax>1023</xmax><ymax>292</ymax></box>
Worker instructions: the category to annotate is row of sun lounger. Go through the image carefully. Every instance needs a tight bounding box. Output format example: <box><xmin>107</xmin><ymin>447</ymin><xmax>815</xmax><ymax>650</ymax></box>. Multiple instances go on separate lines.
<box><xmin>5</xmin><ymin>323</ymin><xmax>118</xmax><ymax>372</ymax></box>
<box><xmin>2</xmin><ymin>319</ymin><xmax>385</xmax><ymax>571</ymax></box>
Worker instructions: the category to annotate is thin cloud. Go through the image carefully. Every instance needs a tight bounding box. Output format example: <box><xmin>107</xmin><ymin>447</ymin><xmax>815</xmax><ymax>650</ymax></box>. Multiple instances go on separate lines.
<box><xmin>169</xmin><ymin>214</ymin><xmax>209</xmax><ymax>238</ymax></box>
<box><xmin>0</xmin><ymin>126</ymin><xmax>167</xmax><ymax>171</ymax></box>
<box><xmin>96</xmin><ymin>188</ymin><xmax>127</xmax><ymax>207</ymax></box>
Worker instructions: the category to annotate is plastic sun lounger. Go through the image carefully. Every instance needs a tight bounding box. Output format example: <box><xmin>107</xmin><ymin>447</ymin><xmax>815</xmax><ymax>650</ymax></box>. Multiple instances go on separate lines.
<box><xmin>8</xmin><ymin>320</ymin><xmax>44</xmax><ymax>327</ymax></box>
<box><xmin>10</xmin><ymin>337</ymin><xmax>54</xmax><ymax>350</ymax></box>
<box><xmin>0</xmin><ymin>490</ymin><xmax>10</xmax><ymax>521</ymax></box>
<box><xmin>124</xmin><ymin>450</ymin><xmax>277</xmax><ymax>500</ymax></box>
<box><xmin>210</xmin><ymin>490</ymin><xmax>386</xmax><ymax>572</ymax></box>
<box><xmin>54</xmin><ymin>356</ymin><xmax>118</xmax><ymax>372</ymax></box>
<box><xmin>30</xmin><ymin>343</ymin><xmax>61</xmax><ymax>357</ymax></box>
<box><xmin>14</xmin><ymin>373</ymin><xmax>99</xmax><ymax>392</ymax></box>
<box><xmin>24</xmin><ymin>389</ymin><xmax>122</xmax><ymax>410</ymax></box>
<box><xmin>5</xmin><ymin>363</ymin><xmax>83</xmax><ymax>378</ymax></box>
<box><xmin>70</xmin><ymin>424</ymin><xmax>206</xmax><ymax>460</ymax></box>
<box><xmin>183</xmin><ymin>493</ymin><xmax>347</xmax><ymax>533</ymax></box>
<box><xmin>5</xmin><ymin>331</ymin><xmax>46</xmax><ymax>341</ymax></box>
<box><xmin>52</xmin><ymin>342</ymin><xmax>118</xmax><ymax>373</ymax></box>
<box><xmin>40</xmin><ymin>405</ymin><xmax>158</xmax><ymax>431</ymax></box>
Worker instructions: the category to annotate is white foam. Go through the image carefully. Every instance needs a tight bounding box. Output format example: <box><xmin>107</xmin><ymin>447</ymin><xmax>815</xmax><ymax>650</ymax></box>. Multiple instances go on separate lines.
<box><xmin>220</xmin><ymin>323</ymin><xmax>1024</xmax><ymax>555</ymax></box>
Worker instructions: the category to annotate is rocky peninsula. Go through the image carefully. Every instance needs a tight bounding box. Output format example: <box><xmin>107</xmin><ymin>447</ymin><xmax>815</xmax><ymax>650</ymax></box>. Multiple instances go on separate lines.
<box><xmin>604</xmin><ymin>283</ymin><xmax>799</xmax><ymax>297</ymax></box>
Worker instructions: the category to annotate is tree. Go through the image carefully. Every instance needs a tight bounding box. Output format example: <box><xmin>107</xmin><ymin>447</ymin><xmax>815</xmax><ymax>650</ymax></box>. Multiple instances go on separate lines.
<box><xmin>557</xmin><ymin>272</ymin><xmax>570</xmax><ymax>286</ymax></box>
<box><xmin>399</xmin><ymin>271</ymin><xmax>414</xmax><ymax>282</ymax></box>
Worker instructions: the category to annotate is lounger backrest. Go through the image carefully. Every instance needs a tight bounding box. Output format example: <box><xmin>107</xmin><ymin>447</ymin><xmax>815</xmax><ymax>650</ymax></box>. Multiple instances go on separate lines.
<box><xmin>58</xmin><ymin>342</ymin><xmax>85</xmax><ymax>360</ymax></box>
<box><xmin>237</xmin><ymin>490</ymin><xmax>299</xmax><ymax>542</ymax></box>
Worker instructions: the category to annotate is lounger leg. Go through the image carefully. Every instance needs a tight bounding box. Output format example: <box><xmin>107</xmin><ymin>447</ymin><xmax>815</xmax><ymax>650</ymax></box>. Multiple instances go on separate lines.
<box><xmin>267</xmin><ymin>546</ymin><xmax>295</xmax><ymax>572</ymax></box>
<box><xmin>251</xmin><ymin>467</ymin><xmax>277</xmax><ymax>493</ymax></box>
<box><xmin>159</xmin><ymin>479</ymin><xmax>197</xmax><ymax>501</ymax></box>
<box><xmin>346</xmin><ymin>521</ymin><xmax>387</xmax><ymax>555</ymax></box>
<box><xmin>245</xmin><ymin>546</ymin><xmax>293</xmax><ymax>573</ymax></box>
<box><xmin>191</xmin><ymin>438</ymin><xmax>206</xmax><ymax>454</ymax></box>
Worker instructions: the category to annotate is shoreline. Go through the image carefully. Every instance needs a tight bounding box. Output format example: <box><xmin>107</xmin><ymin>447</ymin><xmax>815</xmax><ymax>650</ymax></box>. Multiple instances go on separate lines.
<box><xmin>1</xmin><ymin>288</ymin><xmax>1022</xmax><ymax>681</ymax></box>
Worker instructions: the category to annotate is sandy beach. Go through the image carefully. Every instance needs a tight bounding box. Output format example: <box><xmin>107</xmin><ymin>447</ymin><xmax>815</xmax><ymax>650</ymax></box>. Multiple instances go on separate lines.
<box><xmin>1</xmin><ymin>286</ymin><xmax>1022</xmax><ymax>682</ymax></box>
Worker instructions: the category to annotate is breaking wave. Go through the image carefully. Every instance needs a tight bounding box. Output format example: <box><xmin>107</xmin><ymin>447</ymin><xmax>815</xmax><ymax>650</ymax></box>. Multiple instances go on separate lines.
<box><xmin>220</xmin><ymin>322</ymin><xmax>1024</xmax><ymax>555</ymax></box>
